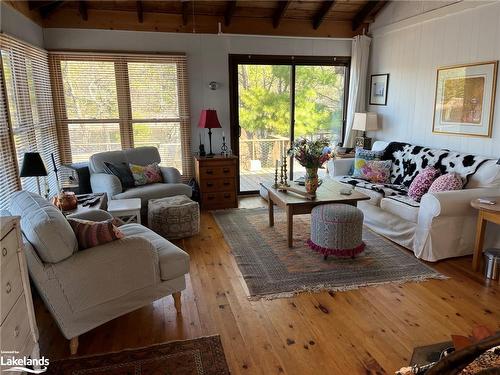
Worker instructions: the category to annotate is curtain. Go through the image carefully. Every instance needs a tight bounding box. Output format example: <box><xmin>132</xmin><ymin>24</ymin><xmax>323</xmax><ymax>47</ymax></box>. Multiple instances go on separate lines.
<box><xmin>343</xmin><ymin>35</ymin><xmax>371</xmax><ymax>147</ymax></box>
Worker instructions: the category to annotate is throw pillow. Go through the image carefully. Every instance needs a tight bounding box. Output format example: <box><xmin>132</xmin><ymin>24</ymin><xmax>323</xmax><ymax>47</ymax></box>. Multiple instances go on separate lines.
<box><xmin>352</xmin><ymin>148</ymin><xmax>385</xmax><ymax>179</ymax></box>
<box><xmin>428</xmin><ymin>173</ymin><xmax>464</xmax><ymax>193</ymax></box>
<box><xmin>67</xmin><ymin>218</ymin><xmax>124</xmax><ymax>250</ymax></box>
<box><xmin>355</xmin><ymin>160</ymin><xmax>392</xmax><ymax>183</ymax></box>
<box><xmin>103</xmin><ymin>162</ymin><xmax>135</xmax><ymax>189</ymax></box>
<box><xmin>408</xmin><ymin>167</ymin><xmax>441</xmax><ymax>202</ymax></box>
<box><xmin>129</xmin><ymin>162</ymin><xmax>163</xmax><ymax>186</ymax></box>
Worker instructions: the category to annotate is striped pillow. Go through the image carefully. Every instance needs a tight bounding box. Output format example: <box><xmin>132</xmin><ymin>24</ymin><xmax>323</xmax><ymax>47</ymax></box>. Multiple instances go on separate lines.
<box><xmin>67</xmin><ymin>218</ymin><xmax>125</xmax><ymax>250</ymax></box>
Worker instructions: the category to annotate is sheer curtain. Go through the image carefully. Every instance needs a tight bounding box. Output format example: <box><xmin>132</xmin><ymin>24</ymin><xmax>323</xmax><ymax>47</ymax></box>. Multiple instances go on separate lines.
<box><xmin>343</xmin><ymin>35</ymin><xmax>371</xmax><ymax>147</ymax></box>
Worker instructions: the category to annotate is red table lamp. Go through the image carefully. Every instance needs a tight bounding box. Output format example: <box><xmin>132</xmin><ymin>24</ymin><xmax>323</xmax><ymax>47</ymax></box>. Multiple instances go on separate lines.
<box><xmin>198</xmin><ymin>109</ymin><xmax>221</xmax><ymax>157</ymax></box>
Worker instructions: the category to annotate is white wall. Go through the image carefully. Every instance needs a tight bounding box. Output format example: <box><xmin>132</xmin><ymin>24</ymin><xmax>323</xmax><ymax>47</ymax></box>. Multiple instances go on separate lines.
<box><xmin>43</xmin><ymin>28</ymin><xmax>352</xmax><ymax>153</ymax></box>
<box><xmin>0</xmin><ymin>2</ymin><xmax>44</xmax><ymax>48</ymax></box>
<box><xmin>368</xmin><ymin>1</ymin><xmax>500</xmax><ymax>158</ymax></box>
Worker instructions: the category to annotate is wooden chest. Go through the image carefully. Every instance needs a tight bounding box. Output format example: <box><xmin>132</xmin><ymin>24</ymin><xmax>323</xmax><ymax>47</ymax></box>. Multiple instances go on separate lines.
<box><xmin>194</xmin><ymin>155</ymin><xmax>238</xmax><ymax>209</ymax></box>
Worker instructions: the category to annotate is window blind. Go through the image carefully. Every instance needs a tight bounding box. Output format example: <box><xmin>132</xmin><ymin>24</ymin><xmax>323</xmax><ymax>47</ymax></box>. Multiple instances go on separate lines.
<box><xmin>0</xmin><ymin>34</ymin><xmax>60</xmax><ymax>208</ymax></box>
<box><xmin>49</xmin><ymin>52</ymin><xmax>192</xmax><ymax>180</ymax></box>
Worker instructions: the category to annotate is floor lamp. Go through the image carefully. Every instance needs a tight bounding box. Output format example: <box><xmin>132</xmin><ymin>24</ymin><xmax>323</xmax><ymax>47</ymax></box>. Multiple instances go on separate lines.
<box><xmin>20</xmin><ymin>152</ymin><xmax>48</xmax><ymax>196</ymax></box>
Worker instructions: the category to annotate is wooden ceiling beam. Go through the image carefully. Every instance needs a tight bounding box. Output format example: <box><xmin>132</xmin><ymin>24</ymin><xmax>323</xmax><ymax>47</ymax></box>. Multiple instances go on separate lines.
<box><xmin>136</xmin><ymin>1</ymin><xmax>143</xmax><ymax>23</ymax></box>
<box><xmin>181</xmin><ymin>1</ymin><xmax>189</xmax><ymax>26</ymax></box>
<box><xmin>34</xmin><ymin>0</ymin><xmax>64</xmax><ymax>19</ymax></box>
<box><xmin>224</xmin><ymin>1</ymin><xmax>237</xmax><ymax>27</ymax></box>
<box><xmin>352</xmin><ymin>0</ymin><xmax>382</xmax><ymax>31</ymax></box>
<box><xmin>312</xmin><ymin>0</ymin><xmax>336</xmax><ymax>30</ymax></box>
<box><xmin>78</xmin><ymin>1</ymin><xmax>88</xmax><ymax>21</ymax></box>
<box><xmin>272</xmin><ymin>0</ymin><xmax>291</xmax><ymax>29</ymax></box>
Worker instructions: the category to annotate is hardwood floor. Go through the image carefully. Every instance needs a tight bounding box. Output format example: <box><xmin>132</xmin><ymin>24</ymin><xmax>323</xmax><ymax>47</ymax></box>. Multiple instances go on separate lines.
<box><xmin>34</xmin><ymin>197</ymin><xmax>500</xmax><ymax>374</ymax></box>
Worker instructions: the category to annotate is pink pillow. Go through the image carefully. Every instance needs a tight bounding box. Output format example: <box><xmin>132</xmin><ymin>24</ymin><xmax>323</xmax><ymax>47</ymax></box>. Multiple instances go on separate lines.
<box><xmin>408</xmin><ymin>167</ymin><xmax>440</xmax><ymax>202</ymax></box>
<box><xmin>67</xmin><ymin>218</ymin><xmax>125</xmax><ymax>250</ymax></box>
<box><xmin>428</xmin><ymin>173</ymin><xmax>463</xmax><ymax>193</ymax></box>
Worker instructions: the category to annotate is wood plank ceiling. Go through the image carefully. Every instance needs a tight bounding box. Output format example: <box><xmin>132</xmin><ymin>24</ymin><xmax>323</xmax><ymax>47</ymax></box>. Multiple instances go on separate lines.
<box><xmin>7</xmin><ymin>1</ymin><xmax>388</xmax><ymax>38</ymax></box>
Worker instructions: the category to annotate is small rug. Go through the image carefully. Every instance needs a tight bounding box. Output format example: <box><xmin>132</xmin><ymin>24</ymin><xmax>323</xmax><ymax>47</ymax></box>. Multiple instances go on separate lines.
<box><xmin>213</xmin><ymin>207</ymin><xmax>446</xmax><ymax>300</ymax></box>
<box><xmin>46</xmin><ymin>336</ymin><xmax>230</xmax><ymax>375</ymax></box>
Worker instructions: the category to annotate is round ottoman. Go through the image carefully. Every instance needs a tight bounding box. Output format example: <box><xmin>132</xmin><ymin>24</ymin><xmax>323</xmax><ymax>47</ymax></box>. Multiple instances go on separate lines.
<box><xmin>148</xmin><ymin>195</ymin><xmax>200</xmax><ymax>240</ymax></box>
<box><xmin>308</xmin><ymin>204</ymin><xmax>365</xmax><ymax>260</ymax></box>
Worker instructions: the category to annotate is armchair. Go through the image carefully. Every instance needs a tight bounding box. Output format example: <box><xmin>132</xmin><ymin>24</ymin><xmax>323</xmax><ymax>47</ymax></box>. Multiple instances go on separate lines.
<box><xmin>89</xmin><ymin>147</ymin><xmax>192</xmax><ymax>214</ymax></box>
<box><xmin>9</xmin><ymin>191</ymin><xmax>189</xmax><ymax>355</ymax></box>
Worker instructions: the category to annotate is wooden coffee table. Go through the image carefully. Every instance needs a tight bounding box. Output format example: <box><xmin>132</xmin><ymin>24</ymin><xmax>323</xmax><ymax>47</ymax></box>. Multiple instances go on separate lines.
<box><xmin>261</xmin><ymin>180</ymin><xmax>369</xmax><ymax>248</ymax></box>
<box><xmin>471</xmin><ymin>198</ymin><xmax>500</xmax><ymax>271</ymax></box>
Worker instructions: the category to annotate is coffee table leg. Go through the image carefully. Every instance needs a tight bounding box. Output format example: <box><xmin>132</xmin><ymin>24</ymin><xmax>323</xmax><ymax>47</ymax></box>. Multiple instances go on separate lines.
<box><xmin>268</xmin><ymin>195</ymin><xmax>274</xmax><ymax>227</ymax></box>
<box><xmin>472</xmin><ymin>211</ymin><xmax>487</xmax><ymax>272</ymax></box>
<box><xmin>286</xmin><ymin>205</ymin><xmax>293</xmax><ymax>248</ymax></box>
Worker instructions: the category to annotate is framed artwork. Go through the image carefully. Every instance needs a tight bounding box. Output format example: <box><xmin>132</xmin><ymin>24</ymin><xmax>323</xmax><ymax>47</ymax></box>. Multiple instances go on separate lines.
<box><xmin>432</xmin><ymin>61</ymin><xmax>498</xmax><ymax>137</ymax></box>
<box><xmin>369</xmin><ymin>74</ymin><xmax>389</xmax><ymax>105</ymax></box>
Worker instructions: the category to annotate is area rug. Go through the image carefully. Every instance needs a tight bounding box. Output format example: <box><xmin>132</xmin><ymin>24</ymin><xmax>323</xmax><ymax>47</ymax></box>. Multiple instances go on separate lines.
<box><xmin>46</xmin><ymin>336</ymin><xmax>230</xmax><ymax>375</ymax></box>
<box><xmin>213</xmin><ymin>207</ymin><xmax>446</xmax><ymax>300</ymax></box>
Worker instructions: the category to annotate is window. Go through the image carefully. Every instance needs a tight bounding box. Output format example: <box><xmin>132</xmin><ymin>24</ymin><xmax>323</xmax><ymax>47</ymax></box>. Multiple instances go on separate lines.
<box><xmin>0</xmin><ymin>34</ymin><xmax>60</xmax><ymax>208</ymax></box>
<box><xmin>50</xmin><ymin>53</ymin><xmax>192</xmax><ymax>179</ymax></box>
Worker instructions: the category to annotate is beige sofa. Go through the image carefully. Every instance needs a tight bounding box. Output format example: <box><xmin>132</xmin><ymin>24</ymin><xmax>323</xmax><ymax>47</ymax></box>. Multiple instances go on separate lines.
<box><xmin>328</xmin><ymin>141</ymin><xmax>500</xmax><ymax>261</ymax></box>
<box><xmin>9</xmin><ymin>191</ymin><xmax>189</xmax><ymax>355</ymax></box>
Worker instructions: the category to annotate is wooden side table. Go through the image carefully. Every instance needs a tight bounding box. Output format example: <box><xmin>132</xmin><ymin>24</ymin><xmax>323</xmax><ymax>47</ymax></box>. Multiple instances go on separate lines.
<box><xmin>108</xmin><ymin>198</ymin><xmax>142</xmax><ymax>224</ymax></box>
<box><xmin>471</xmin><ymin>198</ymin><xmax>500</xmax><ymax>271</ymax></box>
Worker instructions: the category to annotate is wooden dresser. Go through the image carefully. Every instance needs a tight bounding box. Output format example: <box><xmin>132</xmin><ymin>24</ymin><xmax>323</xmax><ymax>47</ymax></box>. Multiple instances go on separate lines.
<box><xmin>0</xmin><ymin>216</ymin><xmax>40</xmax><ymax>370</ymax></box>
<box><xmin>194</xmin><ymin>155</ymin><xmax>238</xmax><ymax>209</ymax></box>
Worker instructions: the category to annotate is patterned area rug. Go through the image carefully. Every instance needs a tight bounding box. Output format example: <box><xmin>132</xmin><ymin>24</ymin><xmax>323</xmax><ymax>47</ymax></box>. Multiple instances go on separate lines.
<box><xmin>213</xmin><ymin>207</ymin><xmax>446</xmax><ymax>300</ymax></box>
<box><xmin>46</xmin><ymin>336</ymin><xmax>230</xmax><ymax>375</ymax></box>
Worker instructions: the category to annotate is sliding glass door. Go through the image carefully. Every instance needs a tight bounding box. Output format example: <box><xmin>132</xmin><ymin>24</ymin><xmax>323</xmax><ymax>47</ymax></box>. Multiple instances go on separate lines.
<box><xmin>229</xmin><ymin>55</ymin><xmax>349</xmax><ymax>194</ymax></box>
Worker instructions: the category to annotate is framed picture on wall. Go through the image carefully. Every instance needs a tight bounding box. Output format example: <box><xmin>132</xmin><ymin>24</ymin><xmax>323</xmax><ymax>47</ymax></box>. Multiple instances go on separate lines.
<box><xmin>432</xmin><ymin>61</ymin><xmax>498</xmax><ymax>138</ymax></box>
<box><xmin>369</xmin><ymin>74</ymin><xmax>389</xmax><ymax>105</ymax></box>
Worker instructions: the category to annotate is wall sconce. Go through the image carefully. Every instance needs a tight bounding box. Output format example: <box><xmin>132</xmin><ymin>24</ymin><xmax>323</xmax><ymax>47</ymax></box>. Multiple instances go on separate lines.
<box><xmin>208</xmin><ymin>81</ymin><xmax>219</xmax><ymax>90</ymax></box>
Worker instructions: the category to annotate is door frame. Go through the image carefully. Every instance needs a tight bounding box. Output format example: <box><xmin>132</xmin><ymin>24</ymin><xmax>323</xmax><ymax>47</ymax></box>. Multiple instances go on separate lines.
<box><xmin>228</xmin><ymin>54</ymin><xmax>351</xmax><ymax>195</ymax></box>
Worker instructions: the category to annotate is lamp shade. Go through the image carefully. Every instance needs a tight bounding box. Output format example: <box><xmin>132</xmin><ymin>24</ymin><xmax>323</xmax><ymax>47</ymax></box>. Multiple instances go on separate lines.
<box><xmin>20</xmin><ymin>152</ymin><xmax>48</xmax><ymax>177</ymax></box>
<box><xmin>352</xmin><ymin>112</ymin><xmax>378</xmax><ymax>131</ymax></box>
<box><xmin>198</xmin><ymin>109</ymin><xmax>221</xmax><ymax>129</ymax></box>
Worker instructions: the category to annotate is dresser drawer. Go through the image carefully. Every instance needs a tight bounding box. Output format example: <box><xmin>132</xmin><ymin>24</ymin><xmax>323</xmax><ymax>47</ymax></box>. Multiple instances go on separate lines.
<box><xmin>0</xmin><ymin>293</ymin><xmax>30</xmax><ymax>351</ymax></box>
<box><xmin>202</xmin><ymin>191</ymin><xmax>237</xmax><ymax>209</ymax></box>
<box><xmin>1</xmin><ymin>257</ymin><xmax>23</xmax><ymax>323</ymax></box>
<box><xmin>1</xmin><ymin>228</ymin><xmax>19</xmax><ymax>272</ymax></box>
<box><xmin>199</xmin><ymin>165</ymin><xmax>235</xmax><ymax>179</ymax></box>
<box><xmin>200</xmin><ymin>178</ymin><xmax>235</xmax><ymax>192</ymax></box>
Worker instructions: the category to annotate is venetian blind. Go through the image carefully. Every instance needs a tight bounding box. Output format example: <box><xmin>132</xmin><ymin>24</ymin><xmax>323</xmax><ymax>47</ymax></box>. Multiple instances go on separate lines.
<box><xmin>0</xmin><ymin>34</ymin><xmax>60</xmax><ymax>208</ymax></box>
<box><xmin>49</xmin><ymin>52</ymin><xmax>192</xmax><ymax>180</ymax></box>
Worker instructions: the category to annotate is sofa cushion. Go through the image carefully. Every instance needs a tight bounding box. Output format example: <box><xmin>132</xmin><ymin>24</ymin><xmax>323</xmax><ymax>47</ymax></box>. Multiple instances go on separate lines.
<box><xmin>67</xmin><ymin>218</ymin><xmax>125</xmax><ymax>250</ymax></box>
<box><xmin>89</xmin><ymin>147</ymin><xmax>161</xmax><ymax>174</ymax></box>
<box><xmin>119</xmin><ymin>223</ymin><xmax>189</xmax><ymax>281</ymax></box>
<box><xmin>467</xmin><ymin>160</ymin><xmax>500</xmax><ymax>188</ymax></box>
<box><xmin>428</xmin><ymin>173</ymin><xmax>463</xmax><ymax>193</ymax></box>
<box><xmin>9</xmin><ymin>191</ymin><xmax>78</xmax><ymax>263</ymax></box>
<box><xmin>103</xmin><ymin>161</ymin><xmax>135</xmax><ymax>189</ymax></box>
<box><xmin>89</xmin><ymin>150</ymin><xmax>128</xmax><ymax>174</ymax></box>
<box><xmin>380</xmin><ymin>197</ymin><xmax>420</xmax><ymax>223</ymax></box>
<box><xmin>408</xmin><ymin>167</ymin><xmax>440</xmax><ymax>202</ymax></box>
<box><xmin>114</xmin><ymin>183</ymin><xmax>192</xmax><ymax>209</ymax></box>
<box><xmin>129</xmin><ymin>162</ymin><xmax>163</xmax><ymax>186</ymax></box>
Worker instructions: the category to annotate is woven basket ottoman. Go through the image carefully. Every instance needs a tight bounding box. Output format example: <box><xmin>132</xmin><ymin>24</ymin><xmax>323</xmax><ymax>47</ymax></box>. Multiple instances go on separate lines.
<box><xmin>148</xmin><ymin>195</ymin><xmax>200</xmax><ymax>240</ymax></box>
<box><xmin>308</xmin><ymin>203</ymin><xmax>365</xmax><ymax>260</ymax></box>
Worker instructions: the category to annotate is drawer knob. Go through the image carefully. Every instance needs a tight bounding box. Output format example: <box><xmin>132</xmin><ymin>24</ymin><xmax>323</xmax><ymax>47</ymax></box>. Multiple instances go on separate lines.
<box><xmin>224</xmin><ymin>193</ymin><xmax>231</xmax><ymax>198</ymax></box>
<box><xmin>207</xmin><ymin>195</ymin><xmax>215</xmax><ymax>200</ymax></box>
<box><xmin>14</xmin><ymin>325</ymin><xmax>20</xmax><ymax>337</ymax></box>
<box><xmin>6</xmin><ymin>281</ymin><xmax>12</xmax><ymax>294</ymax></box>
<box><xmin>223</xmin><ymin>168</ymin><xmax>230</xmax><ymax>173</ymax></box>
<box><xmin>207</xmin><ymin>182</ymin><xmax>214</xmax><ymax>187</ymax></box>
<box><xmin>2</xmin><ymin>247</ymin><xmax>6</xmax><ymax>257</ymax></box>
<box><xmin>223</xmin><ymin>182</ymin><xmax>230</xmax><ymax>186</ymax></box>
<box><xmin>206</xmin><ymin>169</ymin><xmax>213</xmax><ymax>175</ymax></box>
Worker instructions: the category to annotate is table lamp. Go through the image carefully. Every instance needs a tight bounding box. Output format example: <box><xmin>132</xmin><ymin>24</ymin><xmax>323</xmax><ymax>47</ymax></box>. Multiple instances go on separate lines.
<box><xmin>352</xmin><ymin>112</ymin><xmax>378</xmax><ymax>149</ymax></box>
<box><xmin>20</xmin><ymin>152</ymin><xmax>48</xmax><ymax>196</ymax></box>
<box><xmin>198</xmin><ymin>109</ymin><xmax>221</xmax><ymax>157</ymax></box>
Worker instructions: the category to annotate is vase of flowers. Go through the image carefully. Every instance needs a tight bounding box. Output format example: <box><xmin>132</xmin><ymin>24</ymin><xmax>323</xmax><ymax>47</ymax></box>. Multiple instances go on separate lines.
<box><xmin>288</xmin><ymin>137</ymin><xmax>331</xmax><ymax>195</ymax></box>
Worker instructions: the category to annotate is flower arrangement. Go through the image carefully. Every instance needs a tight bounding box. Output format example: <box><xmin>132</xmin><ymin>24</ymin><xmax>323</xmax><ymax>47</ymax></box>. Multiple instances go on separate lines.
<box><xmin>287</xmin><ymin>137</ymin><xmax>332</xmax><ymax>169</ymax></box>
<box><xmin>287</xmin><ymin>137</ymin><xmax>332</xmax><ymax>194</ymax></box>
